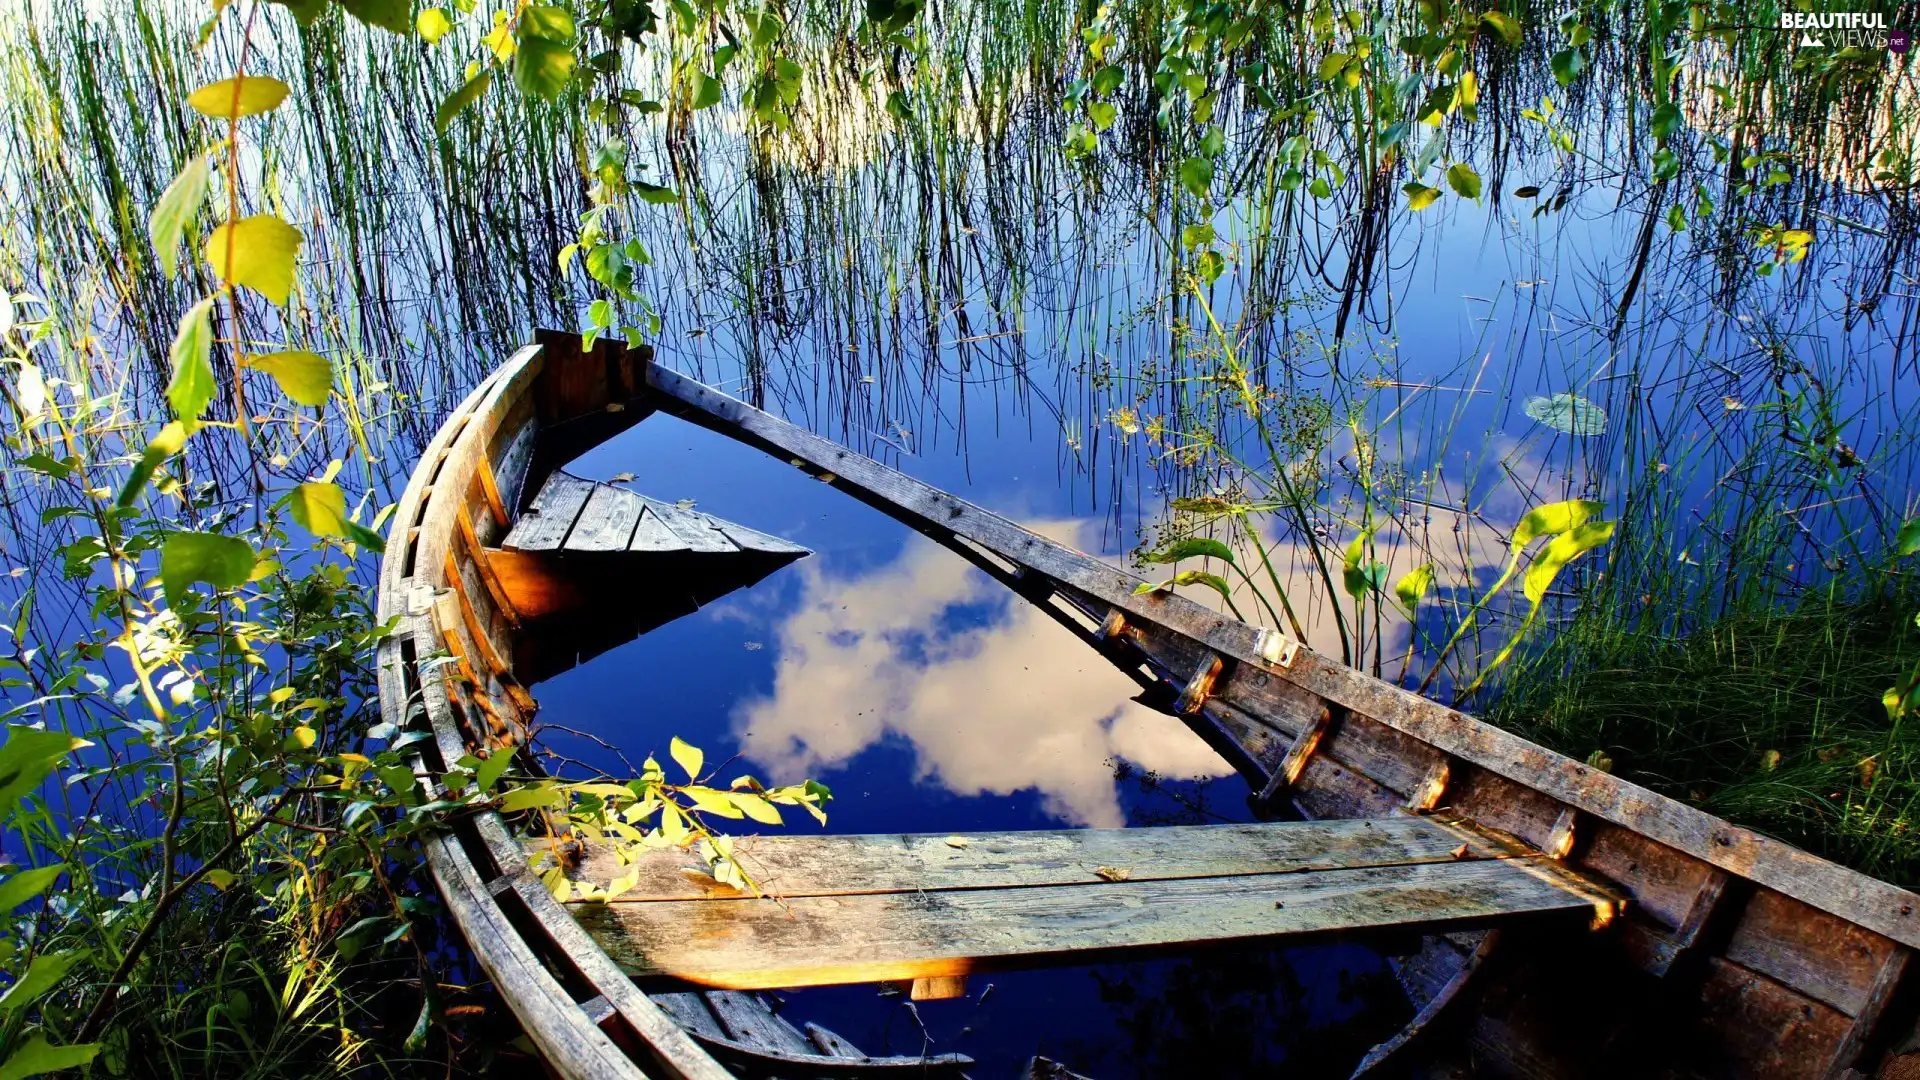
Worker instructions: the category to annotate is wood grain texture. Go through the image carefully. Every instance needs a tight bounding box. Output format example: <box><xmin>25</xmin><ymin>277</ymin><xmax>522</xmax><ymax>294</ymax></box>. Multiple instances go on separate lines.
<box><xmin>505</xmin><ymin>471</ymin><xmax>595</xmax><ymax>551</ymax></box>
<box><xmin>556</xmin><ymin>817</ymin><xmax>1552</xmax><ymax>902</ymax></box>
<box><xmin>1694</xmin><ymin>955</ymin><xmax>1852</xmax><ymax>1078</ymax></box>
<box><xmin>574</xmin><ymin>855</ymin><xmax>1619</xmax><ymax>991</ymax></box>
<box><xmin>1725</xmin><ymin>888</ymin><xmax>1904</xmax><ymax>1017</ymax></box>
<box><xmin>569</xmin><ymin>485</ymin><xmax>646</xmax><ymax>552</ymax></box>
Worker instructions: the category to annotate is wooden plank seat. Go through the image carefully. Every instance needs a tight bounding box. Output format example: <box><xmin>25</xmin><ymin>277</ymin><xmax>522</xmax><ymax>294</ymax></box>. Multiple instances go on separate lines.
<box><xmin>504</xmin><ymin>470</ymin><xmax>808</xmax><ymax>557</ymax></box>
<box><xmin>551</xmin><ymin>817</ymin><xmax>1623</xmax><ymax>994</ymax></box>
<box><xmin>649</xmin><ymin>991</ymin><xmax>972</xmax><ymax>1076</ymax></box>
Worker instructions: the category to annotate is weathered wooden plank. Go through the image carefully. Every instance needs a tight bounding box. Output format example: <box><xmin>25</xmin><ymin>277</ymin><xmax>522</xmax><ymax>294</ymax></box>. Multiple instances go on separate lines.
<box><xmin>505</xmin><ymin>472</ymin><xmax>596</xmax><ymax>552</ymax></box>
<box><xmin>628</xmin><ymin>506</ymin><xmax>689</xmax><ymax>553</ymax></box>
<box><xmin>641</xmin><ymin>366</ymin><xmax>1920</xmax><ymax>949</ymax></box>
<box><xmin>567</xmin><ymin>485</ymin><xmax>645</xmax><ymax>553</ymax></box>
<box><xmin>703</xmin><ymin>992</ymin><xmax>815</xmax><ymax>1057</ymax></box>
<box><xmin>714</xmin><ymin>519</ymin><xmax>809</xmax><ymax>555</ymax></box>
<box><xmin>1725</xmin><ymin>888</ymin><xmax>1905</xmax><ymax>1017</ymax></box>
<box><xmin>576</xmin><ymin>856</ymin><xmax>1618</xmax><ymax>991</ymax></box>
<box><xmin>650</xmin><ymin>994</ymin><xmax>726</xmax><ymax>1043</ymax></box>
<box><xmin>483</xmin><ymin>549</ymin><xmax>587</xmax><ymax>621</ymax></box>
<box><xmin>638</xmin><ymin>497</ymin><xmax>739</xmax><ymax>553</ymax></box>
<box><xmin>1694</xmin><ymin>955</ymin><xmax>1853</xmax><ymax>1077</ymax></box>
<box><xmin>557</xmin><ymin>818</ymin><xmax>1549</xmax><ymax>902</ymax></box>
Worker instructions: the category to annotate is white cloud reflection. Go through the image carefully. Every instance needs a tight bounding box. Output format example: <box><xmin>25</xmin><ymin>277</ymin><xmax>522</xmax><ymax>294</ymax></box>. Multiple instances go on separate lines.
<box><xmin>730</xmin><ymin>522</ymin><xmax>1233</xmax><ymax>828</ymax></box>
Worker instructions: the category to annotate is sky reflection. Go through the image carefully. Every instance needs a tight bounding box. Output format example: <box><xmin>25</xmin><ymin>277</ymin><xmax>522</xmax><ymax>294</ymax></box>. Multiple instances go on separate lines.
<box><xmin>729</xmin><ymin>521</ymin><xmax>1232</xmax><ymax>828</ymax></box>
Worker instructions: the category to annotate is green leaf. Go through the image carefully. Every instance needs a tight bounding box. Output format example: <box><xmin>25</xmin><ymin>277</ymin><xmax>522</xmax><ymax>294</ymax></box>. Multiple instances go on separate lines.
<box><xmin>1394</xmin><ymin>563</ymin><xmax>1435</xmax><ymax>613</ymax></box>
<box><xmin>336</xmin><ymin>0</ymin><xmax>412</xmax><ymax>33</ymax></box>
<box><xmin>1896</xmin><ymin>518</ymin><xmax>1920</xmax><ymax>557</ymax></box>
<box><xmin>149</xmin><ymin>155</ymin><xmax>210</xmax><ymax>279</ymax></box>
<box><xmin>416</xmin><ymin>7</ymin><xmax>453</xmax><ymax>42</ymax></box>
<box><xmin>1550</xmin><ymin>47</ymin><xmax>1586</xmax><ymax>85</ymax></box>
<box><xmin>273</xmin><ymin>0</ymin><xmax>329</xmax><ymax>25</ymax></box>
<box><xmin>1143</xmin><ymin>537</ymin><xmax>1234</xmax><ymax>566</ymax></box>
<box><xmin>1087</xmin><ymin>101</ymin><xmax>1116</xmax><ymax>131</ymax></box>
<box><xmin>1403</xmin><ymin>182</ymin><xmax>1441</xmax><ymax>211</ymax></box>
<box><xmin>498</xmin><ymin>784</ymin><xmax>562</xmax><ymax>812</ymax></box>
<box><xmin>691</xmin><ymin>72</ymin><xmax>723</xmax><ymax>109</ymax></box>
<box><xmin>166</xmin><ymin>297</ymin><xmax>217</xmax><ymax>431</ymax></box>
<box><xmin>0</xmin><ymin>867</ymin><xmax>61</xmax><ymax>915</ymax></box>
<box><xmin>160</xmin><ymin>531</ymin><xmax>256</xmax><ymax>608</ymax></box>
<box><xmin>474</xmin><ymin>748</ymin><xmax>514</xmax><ymax>794</ymax></box>
<box><xmin>729</xmin><ymin>791</ymin><xmax>783</xmax><ymax>825</ymax></box>
<box><xmin>1651</xmin><ymin>101</ymin><xmax>1681</xmax><ymax>140</ymax></box>
<box><xmin>118</xmin><ymin>422</ymin><xmax>188</xmax><ymax>508</ymax></box>
<box><xmin>1444</xmin><ymin>162</ymin><xmax>1482</xmax><ymax>199</ymax></box>
<box><xmin>289</xmin><ymin>481</ymin><xmax>349</xmax><ymax>539</ymax></box>
<box><xmin>633</xmin><ymin>182</ymin><xmax>680</xmax><ymax>205</ymax></box>
<box><xmin>0</xmin><ymin>728</ymin><xmax>86</xmax><ymax>823</ymax></box>
<box><xmin>1169</xmin><ymin>569</ymin><xmax>1234</xmax><ymax>604</ymax></box>
<box><xmin>202</xmin><ymin>868</ymin><xmax>237</xmax><ymax>891</ymax></box>
<box><xmin>186</xmin><ymin>76</ymin><xmax>290</xmax><ymax>119</ymax></box>
<box><xmin>1341</xmin><ymin>531</ymin><xmax>1385</xmax><ymax>600</ymax></box>
<box><xmin>670</xmin><ymin>736</ymin><xmax>703</xmax><ymax>781</ymax></box>
<box><xmin>682</xmin><ymin>785</ymin><xmax>743</xmax><ymax>819</ymax></box>
<box><xmin>204</xmin><ymin>214</ymin><xmax>304</xmax><ymax>306</ymax></box>
<box><xmin>520</xmin><ymin>4</ymin><xmax>575</xmax><ymax>39</ymax></box>
<box><xmin>249</xmin><ymin>350</ymin><xmax>333</xmax><ymax>406</ymax></box>
<box><xmin>435</xmin><ymin>69</ymin><xmax>492</xmax><ymax>135</ymax></box>
<box><xmin>0</xmin><ymin>950</ymin><xmax>85</xmax><ymax>1014</ymax></box>
<box><xmin>515</xmin><ymin>34</ymin><xmax>577</xmax><ymax>100</ymax></box>
<box><xmin>0</xmin><ymin>1035</ymin><xmax>101</xmax><ymax>1080</ymax></box>
<box><xmin>1178</xmin><ymin>156</ymin><xmax>1212</xmax><ymax>200</ymax></box>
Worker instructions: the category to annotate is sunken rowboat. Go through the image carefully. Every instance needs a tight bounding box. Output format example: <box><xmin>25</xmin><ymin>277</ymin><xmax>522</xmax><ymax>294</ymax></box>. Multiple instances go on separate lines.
<box><xmin>376</xmin><ymin>330</ymin><xmax>1920</xmax><ymax>1079</ymax></box>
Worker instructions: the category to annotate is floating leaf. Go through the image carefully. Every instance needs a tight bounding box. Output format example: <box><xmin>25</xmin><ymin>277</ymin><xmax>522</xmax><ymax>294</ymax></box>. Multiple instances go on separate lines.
<box><xmin>204</xmin><ymin>214</ymin><xmax>304</xmax><ymax>306</ymax></box>
<box><xmin>1143</xmin><ymin>537</ymin><xmax>1234</xmax><ymax>566</ymax></box>
<box><xmin>186</xmin><ymin>76</ymin><xmax>290</xmax><ymax>118</ymax></box>
<box><xmin>160</xmin><ymin>532</ymin><xmax>256</xmax><ymax>608</ymax></box>
<box><xmin>1093</xmin><ymin>866</ymin><xmax>1130</xmax><ymax>882</ymax></box>
<box><xmin>944</xmin><ymin>835</ymin><xmax>970</xmax><ymax>849</ymax></box>
<box><xmin>249</xmin><ymin>350</ymin><xmax>333</xmax><ymax>407</ymax></box>
<box><xmin>435</xmin><ymin>69</ymin><xmax>492</xmax><ymax>135</ymax></box>
<box><xmin>669</xmin><ymin>736</ymin><xmax>703</xmax><ymax>781</ymax></box>
<box><xmin>149</xmin><ymin>155</ymin><xmax>210</xmax><ymax>278</ymax></box>
<box><xmin>1523</xmin><ymin>392</ymin><xmax>1607</xmax><ymax>436</ymax></box>
<box><xmin>166</xmin><ymin>297</ymin><xmax>217</xmax><ymax>431</ymax></box>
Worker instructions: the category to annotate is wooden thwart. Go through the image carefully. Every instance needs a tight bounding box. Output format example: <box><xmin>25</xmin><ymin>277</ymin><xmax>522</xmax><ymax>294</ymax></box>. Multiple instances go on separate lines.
<box><xmin>561</xmin><ymin>818</ymin><xmax>1621</xmax><ymax>993</ymax></box>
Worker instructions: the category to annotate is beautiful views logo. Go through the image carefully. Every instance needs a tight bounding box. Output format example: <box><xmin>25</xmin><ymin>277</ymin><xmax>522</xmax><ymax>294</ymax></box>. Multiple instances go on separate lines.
<box><xmin>1780</xmin><ymin>10</ymin><xmax>1905</xmax><ymax>50</ymax></box>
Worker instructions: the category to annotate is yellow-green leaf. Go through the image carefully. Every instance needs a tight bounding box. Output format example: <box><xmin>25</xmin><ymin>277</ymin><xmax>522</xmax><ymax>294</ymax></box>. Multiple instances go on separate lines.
<box><xmin>1394</xmin><ymin>563</ymin><xmax>1435</xmax><ymax>612</ymax></box>
<box><xmin>249</xmin><ymin>350</ymin><xmax>332</xmax><ymax>406</ymax></box>
<box><xmin>1512</xmin><ymin>499</ymin><xmax>1603</xmax><ymax>553</ymax></box>
<box><xmin>0</xmin><ymin>950</ymin><xmax>85</xmax><ymax>1014</ymax></box>
<box><xmin>287</xmin><ymin>725</ymin><xmax>317</xmax><ymax>750</ymax></box>
<box><xmin>1403</xmin><ymin>182</ymin><xmax>1441</xmax><ymax>211</ymax></box>
<box><xmin>289</xmin><ymin>481</ymin><xmax>349</xmax><ymax>538</ymax></box>
<box><xmin>416</xmin><ymin>7</ymin><xmax>453</xmax><ymax>42</ymax></box>
<box><xmin>166</xmin><ymin>297</ymin><xmax>218</xmax><ymax>431</ymax></box>
<box><xmin>682</xmin><ymin>786</ymin><xmax>744</xmax><ymax>819</ymax></box>
<box><xmin>669</xmin><ymin>736</ymin><xmax>702</xmax><ymax>781</ymax></box>
<box><xmin>186</xmin><ymin>76</ymin><xmax>291</xmax><ymax>119</ymax></box>
<box><xmin>728</xmin><ymin>791</ymin><xmax>783</xmax><ymax>825</ymax></box>
<box><xmin>203</xmin><ymin>868</ymin><xmax>237</xmax><ymax>891</ymax></box>
<box><xmin>149</xmin><ymin>155</ymin><xmax>210</xmax><ymax>278</ymax></box>
<box><xmin>1523</xmin><ymin>520</ymin><xmax>1615</xmax><ymax>605</ymax></box>
<box><xmin>205</xmin><ymin>214</ymin><xmax>304</xmax><ymax>306</ymax></box>
<box><xmin>160</xmin><ymin>531</ymin><xmax>256</xmax><ymax>607</ymax></box>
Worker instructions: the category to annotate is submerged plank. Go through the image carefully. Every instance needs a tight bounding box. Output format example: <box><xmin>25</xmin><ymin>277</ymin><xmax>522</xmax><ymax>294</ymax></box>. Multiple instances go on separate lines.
<box><xmin>638</xmin><ymin>496</ymin><xmax>739</xmax><ymax>553</ymax></box>
<box><xmin>504</xmin><ymin>471</ymin><xmax>596</xmax><ymax>551</ymax></box>
<box><xmin>558</xmin><ymin>817</ymin><xmax>1546</xmax><ymax>903</ymax></box>
<box><xmin>567</xmin><ymin>485</ymin><xmax>646</xmax><ymax>552</ymax></box>
<box><xmin>573</xmin><ymin>855</ymin><xmax>1617</xmax><ymax>991</ymax></box>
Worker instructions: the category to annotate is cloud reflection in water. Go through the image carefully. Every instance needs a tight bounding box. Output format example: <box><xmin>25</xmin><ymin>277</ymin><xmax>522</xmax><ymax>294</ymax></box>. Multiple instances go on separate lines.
<box><xmin>731</xmin><ymin>522</ymin><xmax>1234</xmax><ymax>827</ymax></box>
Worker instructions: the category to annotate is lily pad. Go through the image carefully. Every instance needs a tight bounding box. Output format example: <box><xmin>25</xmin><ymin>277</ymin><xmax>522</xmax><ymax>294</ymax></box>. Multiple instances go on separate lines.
<box><xmin>1524</xmin><ymin>392</ymin><xmax>1607</xmax><ymax>436</ymax></box>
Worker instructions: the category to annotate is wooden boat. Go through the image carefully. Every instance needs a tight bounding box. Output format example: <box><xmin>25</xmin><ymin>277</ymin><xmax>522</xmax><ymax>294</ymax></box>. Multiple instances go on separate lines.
<box><xmin>376</xmin><ymin>331</ymin><xmax>1920</xmax><ymax>1079</ymax></box>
